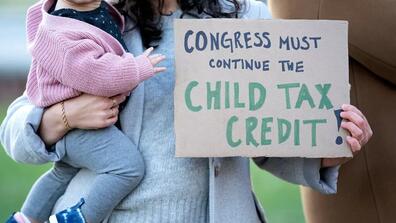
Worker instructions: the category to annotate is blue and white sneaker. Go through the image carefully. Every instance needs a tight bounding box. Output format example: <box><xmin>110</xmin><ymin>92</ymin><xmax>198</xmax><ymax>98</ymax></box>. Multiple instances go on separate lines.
<box><xmin>48</xmin><ymin>198</ymin><xmax>86</xmax><ymax>223</ymax></box>
<box><xmin>5</xmin><ymin>213</ymin><xmax>19</xmax><ymax>223</ymax></box>
<box><xmin>5</xmin><ymin>212</ymin><xmax>31</xmax><ymax>223</ymax></box>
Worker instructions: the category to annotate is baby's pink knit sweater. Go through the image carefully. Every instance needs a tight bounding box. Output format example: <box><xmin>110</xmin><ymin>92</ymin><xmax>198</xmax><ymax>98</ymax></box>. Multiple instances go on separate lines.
<box><xmin>26</xmin><ymin>0</ymin><xmax>154</xmax><ymax>107</ymax></box>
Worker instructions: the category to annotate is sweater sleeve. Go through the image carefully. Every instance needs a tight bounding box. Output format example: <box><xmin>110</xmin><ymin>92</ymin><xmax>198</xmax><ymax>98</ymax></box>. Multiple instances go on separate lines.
<box><xmin>253</xmin><ymin>157</ymin><xmax>339</xmax><ymax>194</ymax></box>
<box><xmin>0</xmin><ymin>94</ymin><xmax>62</xmax><ymax>164</ymax></box>
<box><xmin>32</xmin><ymin>32</ymin><xmax>154</xmax><ymax>97</ymax></box>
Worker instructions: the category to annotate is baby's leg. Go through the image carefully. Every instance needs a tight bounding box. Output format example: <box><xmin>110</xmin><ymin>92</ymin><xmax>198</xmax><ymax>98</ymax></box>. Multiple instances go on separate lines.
<box><xmin>62</xmin><ymin>126</ymin><xmax>144</xmax><ymax>223</ymax></box>
<box><xmin>21</xmin><ymin>161</ymin><xmax>79</xmax><ymax>222</ymax></box>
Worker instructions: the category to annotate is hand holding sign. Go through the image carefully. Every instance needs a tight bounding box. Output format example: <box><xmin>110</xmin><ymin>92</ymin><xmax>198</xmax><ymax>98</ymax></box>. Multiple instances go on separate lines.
<box><xmin>174</xmin><ymin>19</ymin><xmax>355</xmax><ymax>158</ymax></box>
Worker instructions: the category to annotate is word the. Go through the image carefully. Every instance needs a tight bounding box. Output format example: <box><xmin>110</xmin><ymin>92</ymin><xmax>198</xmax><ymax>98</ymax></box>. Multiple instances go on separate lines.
<box><xmin>278</xmin><ymin>60</ymin><xmax>304</xmax><ymax>72</ymax></box>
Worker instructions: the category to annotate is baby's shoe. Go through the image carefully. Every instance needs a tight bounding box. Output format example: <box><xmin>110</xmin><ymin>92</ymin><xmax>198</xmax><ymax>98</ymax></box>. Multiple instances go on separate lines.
<box><xmin>6</xmin><ymin>212</ymin><xmax>31</xmax><ymax>223</ymax></box>
<box><xmin>48</xmin><ymin>199</ymin><xmax>86</xmax><ymax>223</ymax></box>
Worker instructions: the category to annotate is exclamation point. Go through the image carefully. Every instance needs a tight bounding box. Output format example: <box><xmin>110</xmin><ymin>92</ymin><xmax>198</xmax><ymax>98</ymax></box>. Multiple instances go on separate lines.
<box><xmin>334</xmin><ymin>109</ymin><xmax>343</xmax><ymax>145</ymax></box>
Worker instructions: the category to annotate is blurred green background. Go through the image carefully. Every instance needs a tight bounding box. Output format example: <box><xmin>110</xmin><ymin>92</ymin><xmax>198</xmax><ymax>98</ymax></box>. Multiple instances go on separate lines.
<box><xmin>0</xmin><ymin>0</ymin><xmax>304</xmax><ymax>222</ymax></box>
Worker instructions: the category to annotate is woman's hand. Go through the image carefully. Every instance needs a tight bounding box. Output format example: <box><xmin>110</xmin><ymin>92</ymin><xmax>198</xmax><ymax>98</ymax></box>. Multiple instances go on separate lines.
<box><xmin>39</xmin><ymin>94</ymin><xmax>127</xmax><ymax>146</ymax></box>
<box><xmin>65</xmin><ymin>94</ymin><xmax>126</xmax><ymax>129</ymax></box>
<box><xmin>321</xmin><ymin>104</ymin><xmax>373</xmax><ymax>168</ymax></box>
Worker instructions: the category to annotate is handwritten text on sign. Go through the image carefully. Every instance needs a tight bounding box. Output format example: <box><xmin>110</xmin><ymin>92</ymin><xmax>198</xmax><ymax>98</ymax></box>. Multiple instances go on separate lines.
<box><xmin>174</xmin><ymin>19</ymin><xmax>351</xmax><ymax>158</ymax></box>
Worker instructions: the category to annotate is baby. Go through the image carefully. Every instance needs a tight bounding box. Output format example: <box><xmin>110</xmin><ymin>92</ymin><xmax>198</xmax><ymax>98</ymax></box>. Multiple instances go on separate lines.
<box><xmin>6</xmin><ymin>0</ymin><xmax>165</xmax><ymax>223</ymax></box>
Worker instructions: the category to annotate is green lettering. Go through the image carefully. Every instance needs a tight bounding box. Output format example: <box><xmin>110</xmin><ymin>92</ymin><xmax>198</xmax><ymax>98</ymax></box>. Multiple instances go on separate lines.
<box><xmin>303</xmin><ymin>119</ymin><xmax>327</xmax><ymax>146</ymax></box>
<box><xmin>315</xmin><ymin>83</ymin><xmax>333</xmax><ymax>109</ymax></box>
<box><xmin>249</xmin><ymin>82</ymin><xmax>266</xmax><ymax>111</ymax></box>
<box><xmin>277</xmin><ymin>118</ymin><xmax>291</xmax><ymax>144</ymax></box>
<box><xmin>261</xmin><ymin>117</ymin><xmax>274</xmax><ymax>145</ymax></box>
<box><xmin>295</xmin><ymin>84</ymin><xmax>315</xmax><ymax>109</ymax></box>
<box><xmin>225</xmin><ymin>81</ymin><xmax>230</xmax><ymax>109</ymax></box>
<box><xmin>226</xmin><ymin>116</ymin><xmax>242</xmax><ymax>148</ymax></box>
<box><xmin>294</xmin><ymin>119</ymin><xmax>300</xmax><ymax>146</ymax></box>
<box><xmin>277</xmin><ymin>83</ymin><xmax>300</xmax><ymax>109</ymax></box>
<box><xmin>206</xmin><ymin>81</ymin><xmax>221</xmax><ymax>110</ymax></box>
<box><xmin>185</xmin><ymin>81</ymin><xmax>202</xmax><ymax>112</ymax></box>
<box><xmin>246</xmin><ymin>117</ymin><xmax>259</xmax><ymax>147</ymax></box>
<box><xmin>234</xmin><ymin>83</ymin><xmax>245</xmax><ymax>108</ymax></box>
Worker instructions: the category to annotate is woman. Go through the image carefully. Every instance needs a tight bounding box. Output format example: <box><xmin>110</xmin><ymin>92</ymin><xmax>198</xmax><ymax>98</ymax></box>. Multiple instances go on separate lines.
<box><xmin>0</xmin><ymin>0</ymin><xmax>372</xmax><ymax>222</ymax></box>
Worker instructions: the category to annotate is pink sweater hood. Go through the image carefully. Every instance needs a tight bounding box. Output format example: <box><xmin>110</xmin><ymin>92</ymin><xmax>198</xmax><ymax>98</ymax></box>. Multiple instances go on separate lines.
<box><xmin>26</xmin><ymin>0</ymin><xmax>154</xmax><ymax>107</ymax></box>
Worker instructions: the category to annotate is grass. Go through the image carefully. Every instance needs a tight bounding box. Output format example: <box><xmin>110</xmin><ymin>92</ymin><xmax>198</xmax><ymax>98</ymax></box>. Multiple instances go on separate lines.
<box><xmin>0</xmin><ymin>150</ymin><xmax>305</xmax><ymax>223</ymax></box>
<box><xmin>251</xmin><ymin>164</ymin><xmax>305</xmax><ymax>223</ymax></box>
<box><xmin>0</xmin><ymin>103</ymin><xmax>304</xmax><ymax>223</ymax></box>
<box><xmin>0</xmin><ymin>105</ymin><xmax>51</xmax><ymax>221</ymax></box>
<box><xmin>0</xmin><ymin>151</ymin><xmax>51</xmax><ymax>219</ymax></box>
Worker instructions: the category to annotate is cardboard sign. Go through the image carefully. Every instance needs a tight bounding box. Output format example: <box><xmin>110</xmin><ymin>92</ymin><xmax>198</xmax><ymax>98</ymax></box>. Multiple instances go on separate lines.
<box><xmin>174</xmin><ymin>19</ymin><xmax>351</xmax><ymax>158</ymax></box>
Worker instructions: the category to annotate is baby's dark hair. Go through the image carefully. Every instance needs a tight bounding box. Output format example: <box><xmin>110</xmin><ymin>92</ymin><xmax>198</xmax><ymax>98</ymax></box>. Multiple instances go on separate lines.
<box><xmin>114</xmin><ymin>0</ymin><xmax>243</xmax><ymax>48</ymax></box>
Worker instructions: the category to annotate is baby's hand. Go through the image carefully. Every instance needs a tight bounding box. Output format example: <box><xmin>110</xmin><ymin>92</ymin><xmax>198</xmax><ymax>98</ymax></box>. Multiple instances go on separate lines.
<box><xmin>143</xmin><ymin>47</ymin><xmax>166</xmax><ymax>74</ymax></box>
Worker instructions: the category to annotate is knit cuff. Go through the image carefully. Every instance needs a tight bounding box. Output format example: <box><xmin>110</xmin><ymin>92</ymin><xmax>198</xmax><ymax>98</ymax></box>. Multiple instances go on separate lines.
<box><xmin>303</xmin><ymin>158</ymin><xmax>339</xmax><ymax>194</ymax></box>
<box><xmin>135</xmin><ymin>55</ymin><xmax>154</xmax><ymax>82</ymax></box>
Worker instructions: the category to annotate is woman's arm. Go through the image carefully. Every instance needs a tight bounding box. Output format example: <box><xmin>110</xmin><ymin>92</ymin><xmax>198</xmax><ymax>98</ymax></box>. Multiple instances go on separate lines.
<box><xmin>39</xmin><ymin>94</ymin><xmax>126</xmax><ymax>145</ymax></box>
<box><xmin>0</xmin><ymin>93</ymin><xmax>126</xmax><ymax>163</ymax></box>
<box><xmin>253</xmin><ymin>104</ymin><xmax>373</xmax><ymax>194</ymax></box>
<box><xmin>0</xmin><ymin>94</ymin><xmax>45</xmax><ymax>163</ymax></box>
<box><xmin>253</xmin><ymin>157</ymin><xmax>339</xmax><ymax>194</ymax></box>
<box><xmin>246</xmin><ymin>3</ymin><xmax>373</xmax><ymax>194</ymax></box>
<box><xmin>38</xmin><ymin>102</ymin><xmax>68</xmax><ymax>146</ymax></box>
